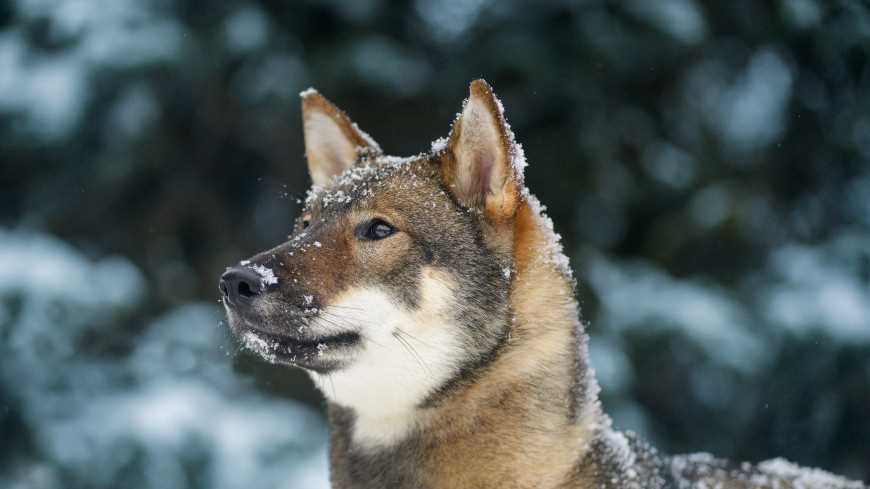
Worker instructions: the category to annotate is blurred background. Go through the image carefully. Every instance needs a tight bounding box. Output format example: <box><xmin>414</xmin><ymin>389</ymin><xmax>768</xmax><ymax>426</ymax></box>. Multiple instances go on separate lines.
<box><xmin>1</xmin><ymin>0</ymin><xmax>869</xmax><ymax>487</ymax></box>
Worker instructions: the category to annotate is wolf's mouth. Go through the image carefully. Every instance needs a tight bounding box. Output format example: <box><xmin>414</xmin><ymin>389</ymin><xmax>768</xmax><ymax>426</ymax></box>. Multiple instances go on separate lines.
<box><xmin>238</xmin><ymin>327</ymin><xmax>361</xmax><ymax>372</ymax></box>
<box><xmin>256</xmin><ymin>329</ymin><xmax>360</xmax><ymax>351</ymax></box>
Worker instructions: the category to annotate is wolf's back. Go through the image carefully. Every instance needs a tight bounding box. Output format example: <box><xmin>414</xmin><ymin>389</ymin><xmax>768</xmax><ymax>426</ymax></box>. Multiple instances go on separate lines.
<box><xmin>576</xmin><ymin>430</ymin><xmax>867</xmax><ymax>489</ymax></box>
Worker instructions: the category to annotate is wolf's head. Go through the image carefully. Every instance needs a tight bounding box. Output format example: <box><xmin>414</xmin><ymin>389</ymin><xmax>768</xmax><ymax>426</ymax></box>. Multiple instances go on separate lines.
<box><xmin>221</xmin><ymin>80</ymin><xmax>573</xmax><ymax>427</ymax></box>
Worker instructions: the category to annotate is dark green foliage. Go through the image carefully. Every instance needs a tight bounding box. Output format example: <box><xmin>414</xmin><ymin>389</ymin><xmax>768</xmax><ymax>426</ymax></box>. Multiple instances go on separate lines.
<box><xmin>1</xmin><ymin>0</ymin><xmax>868</xmax><ymax>484</ymax></box>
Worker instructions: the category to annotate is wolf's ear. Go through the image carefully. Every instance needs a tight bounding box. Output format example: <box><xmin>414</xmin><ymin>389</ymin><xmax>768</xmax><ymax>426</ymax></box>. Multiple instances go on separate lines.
<box><xmin>442</xmin><ymin>80</ymin><xmax>521</xmax><ymax>220</ymax></box>
<box><xmin>301</xmin><ymin>89</ymin><xmax>381</xmax><ymax>187</ymax></box>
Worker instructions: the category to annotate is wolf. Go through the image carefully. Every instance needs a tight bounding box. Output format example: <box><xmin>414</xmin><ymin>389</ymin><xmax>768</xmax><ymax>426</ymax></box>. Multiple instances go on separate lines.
<box><xmin>219</xmin><ymin>80</ymin><xmax>866</xmax><ymax>489</ymax></box>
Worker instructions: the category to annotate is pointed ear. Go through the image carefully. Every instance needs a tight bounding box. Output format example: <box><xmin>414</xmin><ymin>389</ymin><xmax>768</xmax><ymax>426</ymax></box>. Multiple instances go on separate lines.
<box><xmin>442</xmin><ymin>80</ymin><xmax>521</xmax><ymax>220</ymax></box>
<box><xmin>301</xmin><ymin>89</ymin><xmax>381</xmax><ymax>187</ymax></box>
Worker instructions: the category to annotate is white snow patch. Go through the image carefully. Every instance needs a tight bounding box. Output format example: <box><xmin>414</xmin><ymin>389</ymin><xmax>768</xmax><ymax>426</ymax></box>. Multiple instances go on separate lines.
<box><xmin>303</xmin><ymin>153</ymin><xmax>419</xmax><ymax>209</ymax></box>
<box><xmin>430</xmin><ymin>136</ymin><xmax>448</xmax><ymax>153</ymax></box>
<box><xmin>241</xmin><ymin>331</ymin><xmax>278</xmax><ymax>363</ymax></box>
<box><xmin>351</xmin><ymin>121</ymin><xmax>383</xmax><ymax>153</ymax></box>
<box><xmin>525</xmin><ymin>192</ymin><xmax>574</xmax><ymax>279</ymax></box>
<box><xmin>757</xmin><ymin>458</ymin><xmax>865</xmax><ymax>489</ymax></box>
<box><xmin>249</xmin><ymin>264</ymin><xmax>278</xmax><ymax>288</ymax></box>
<box><xmin>602</xmin><ymin>427</ymin><xmax>636</xmax><ymax>469</ymax></box>
<box><xmin>491</xmin><ymin>93</ymin><xmax>529</xmax><ymax>180</ymax></box>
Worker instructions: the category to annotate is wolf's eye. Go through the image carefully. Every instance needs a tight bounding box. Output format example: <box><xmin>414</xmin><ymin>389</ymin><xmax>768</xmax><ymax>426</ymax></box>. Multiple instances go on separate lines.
<box><xmin>302</xmin><ymin>219</ymin><xmax>310</xmax><ymax>229</ymax></box>
<box><xmin>357</xmin><ymin>218</ymin><xmax>395</xmax><ymax>241</ymax></box>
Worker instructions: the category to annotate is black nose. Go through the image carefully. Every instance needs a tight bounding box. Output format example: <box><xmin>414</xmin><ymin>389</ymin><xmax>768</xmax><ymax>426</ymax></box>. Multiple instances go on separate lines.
<box><xmin>219</xmin><ymin>266</ymin><xmax>264</xmax><ymax>307</ymax></box>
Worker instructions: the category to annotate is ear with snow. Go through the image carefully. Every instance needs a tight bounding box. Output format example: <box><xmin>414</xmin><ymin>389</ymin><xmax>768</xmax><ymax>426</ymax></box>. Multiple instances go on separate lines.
<box><xmin>301</xmin><ymin>89</ymin><xmax>381</xmax><ymax>187</ymax></box>
<box><xmin>443</xmin><ymin>80</ymin><xmax>521</xmax><ymax>220</ymax></box>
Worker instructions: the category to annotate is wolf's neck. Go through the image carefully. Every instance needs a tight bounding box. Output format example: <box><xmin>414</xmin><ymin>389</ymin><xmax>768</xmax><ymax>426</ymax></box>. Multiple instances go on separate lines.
<box><xmin>327</xmin><ymin>200</ymin><xmax>605</xmax><ymax>489</ymax></box>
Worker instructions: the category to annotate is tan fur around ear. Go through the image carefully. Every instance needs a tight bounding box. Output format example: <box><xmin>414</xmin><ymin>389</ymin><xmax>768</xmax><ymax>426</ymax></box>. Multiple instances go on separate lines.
<box><xmin>301</xmin><ymin>90</ymin><xmax>381</xmax><ymax>187</ymax></box>
<box><xmin>443</xmin><ymin>80</ymin><xmax>520</xmax><ymax>221</ymax></box>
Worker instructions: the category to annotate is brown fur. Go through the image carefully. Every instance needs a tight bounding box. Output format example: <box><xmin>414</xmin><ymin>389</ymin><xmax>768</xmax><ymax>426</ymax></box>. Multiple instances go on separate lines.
<box><xmin>420</xmin><ymin>199</ymin><xmax>595</xmax><ymax>489</ymax></box>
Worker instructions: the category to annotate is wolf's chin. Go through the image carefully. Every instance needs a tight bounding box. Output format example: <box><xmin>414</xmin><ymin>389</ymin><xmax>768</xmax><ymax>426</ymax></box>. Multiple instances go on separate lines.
<box><xmin>229</xmin><ymin>315</ymin><xmax>362</xmax><ymax>373</ymax></box>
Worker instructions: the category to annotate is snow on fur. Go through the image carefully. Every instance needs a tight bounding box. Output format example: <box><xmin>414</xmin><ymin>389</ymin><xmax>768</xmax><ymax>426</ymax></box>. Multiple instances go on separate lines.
<box><xmin>299</xmin><ymin>86</ymin><xmax>383</xmax><ymax>154</ymax></box>
<box><xmin>351</xmin><ymin>121</ymin><xmax>382</xmax><ymax>154</ymax></box>
<box><xmin>477</xmin><ymin>85</ymin><xmax>572</xmax><ymax>278</ymax></box>
<box><xmin>584</xmin><ymin>428</ymin><xmax>867</xmax><ymax>489</ymax></box>
<box><xmin>437</xmin><ymin>85</ymin><xmax>573</xmax><ymax>279</ymax></box>
<box><xmin>249</xmin><ymin>264</ymin><xmax>277</xmax><ymax>289</ymax></box>
<box><xmin>299</xmin><ymin>87</ymin><xmax>318</xmax><ymax>98</ymax></box>
<box><xmin>241</xmin><ymin>330</ymin><xmax>278</xmax><ymax>364</ymax></box>
<box><xmin>755</xmin><ymin>458</ymin><xmax>866</xmax><ymax>489</ymax></box>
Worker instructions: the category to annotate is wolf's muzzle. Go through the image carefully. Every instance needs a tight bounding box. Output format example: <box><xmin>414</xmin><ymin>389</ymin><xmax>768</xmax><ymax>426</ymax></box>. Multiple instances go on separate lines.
<box><xmin>219</xmin><ymin>266</ymin><xmax>263</xmax><ymax>307</ymax></box>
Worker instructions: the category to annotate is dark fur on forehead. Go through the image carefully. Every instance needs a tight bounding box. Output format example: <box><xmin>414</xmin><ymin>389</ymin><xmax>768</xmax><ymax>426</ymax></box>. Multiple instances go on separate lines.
<box><xmin>302</xmin><ymin>154</ymin><xmax>436</xmax><ymax>215</ymax></box>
